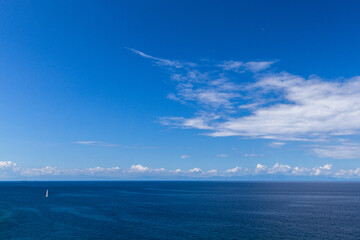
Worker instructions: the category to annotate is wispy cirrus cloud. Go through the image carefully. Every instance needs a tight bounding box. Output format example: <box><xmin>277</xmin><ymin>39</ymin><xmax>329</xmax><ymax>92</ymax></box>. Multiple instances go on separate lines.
<box><xmin>218</xmin><ymin>60</ymin><xmax>275</xmax><ymax>72</ymax></box>
<box><xmin>73</xmin><ymin>141</ymin><xmax>119</xmax><ymax>147</ymax></box>
<box><xmin>269</xmin><ymin>142</ymin><xmax>286</xmax><ymax>147</ymax></box>
<box><xmin>73</xmin><ymin>141</ymin><xmax>158</xmax><ymax>149</ymax></box>
<box><xmin>73</xmin><ymin>141</ymin><xmax>104</xmax><ymax>145</ymax></box>
<box><xmin>128</xmin><ymin>48</ymin><xmax>195</xmax><ymax>68</ymax></box>
<box><xmin>216</xmin><ymin>154</ymin><xmax>229</xmax><ymax>157</ymax></box>
<box><xmin>311</xmin><ymin>142</ymin><xmax>360</xmax><ymax>159</ymax></box>
<box><xmin>132</xmin><ymin>49</ymin><xmax>360</xmax><ymax>159</ymax></box>
<box><xmin>243</xmin><ymin>153</ymin><xmax>263</xmax><ymax>157</ymax></box>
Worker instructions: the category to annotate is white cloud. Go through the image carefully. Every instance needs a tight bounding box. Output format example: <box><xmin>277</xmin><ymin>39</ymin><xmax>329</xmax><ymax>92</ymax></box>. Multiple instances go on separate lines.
<box><xmin>132</xmin><ymin>49</ymin><xmax>243</xmax><ymax>109</ymax></box>
<box><xmin>171</xmin><ymin>169</ymin><xmax>182</xmax><ymax>174</ymax></box>
<box><xmin>20</xmin><ymin>166</ymin><xmax>62</xmax><ymax>176</ymax></box>
<box><xmin>267</xmin><ymin>163</ymin><xmax>291</xmax><ymax>174</ymax></box>
<box><xmin>128</xmin><ymin>164</ymin><xmax>150</xmax><ymax>173</ymax></box>
<box><xmin>132</xmin><ymin>49</ymin><xmax>360</xmax><ymax>159</ymax></box>
<box><xmin>210</xmin><ymin>74</ymin><xmax>360</xmax><ymax>140</ymax></box>
<box><xmin>189</xmin><ymin>168</ymin><xmax>202</xmax><ymax>173</ymax></box>
<box><xmin>218</xmin><ymin>60</ymin><xmax>274</xmax><ymax>72</ymax></box>
<box><xmin>269</xmin><ymin>142</ymin><xmax>286</xmax><ymax>147</ymax></box>
<box><xmin>291</xmin><ymin>166</ymin><xmax>310</xmax><ymax>176</ymax></box>
<box><xmin>73</xmin><ymin>141</ymin><xmax>104</xmax><ymax>145</ymax></box>
<box><xmin>216</xmin><ymin>154</ymin><xmax>229</xmax><ymax>157</ymax></box>
<box><xmin>1</xmin><ymin>161</ymin><xmax>360</xmax><ymax>179</ymax></box>
<box><xmin>207</xmin><ymin>169</ymin><xmax>218</xmax><ymax>174</ymax></box>
<box><xmin>218</xmin><ymin>61</ymin><xmax>243</xmax><ymax>71</ymax></box>
<box><xmin>0</xmin><ymin>161</ymin><xmax>18</xmax><ymax>177</ymax></box>
<box><xmin>87</xmin><ymin>166</ymin><xmax>120</xmax><ymax>174</ymax></box>
<box><xmin>225</xmin><ymin>166</ymin><xmax>242</xmax><ymax>173</ymax></box>
<box><xmin>243</xmin><ymin>61</ymin><xmax>275</xmax><ymax>72</ymax></box>
<box><xmin>335</xmin><ymin>168</ymin><xmax>360</xmax><ymax>177</ymax></box>
<box><xmin>255</xmin><ymin>164</ymin><xmax>267</xmax><ymax>174</ymax></box>
<box><xmin>311</xmin><ymin>164</ymin><xmax>332</xmax><ymax>176</ymax></box>
<box><xmin>127</xmin><ymin>165</ymin><xmax>166</xmax><ymax>174</ymax></box>
<box><xmin>128</xmin><ymin>48</ymin><xmax>190</xmax><ymax>68</ymax></box>
<box><xmin>161</xmin><ymin>114</ymin><xmax>219</xmax><ymax>130</ymax></box>
<box><xmin>73</xmin><ymin>141</ymin><xmax>119</xmax><ymax>147</ymax></box>
<box><xmin>244</xmin><ymin>153</ymin><xmax>263</xmax><ymax>157</ymax></box>
<box><xmin>181</xmin><ymin>155</ymin><xmax>191</xmax><ymax>159</ymax></box>
<box><xmin>0</xmin><ymin>161</ymin><xmax>16</xmax><ymax>169</ymax></box>
<box><xmin>73</xmin><ymin>141</ymin><xmax>156</xmax><ymax>149</ymax></box>
<box><xmin>312</xmin><ymin>142</ymin><xmax>360</xmax><ymax>159</ymax></box>
<box><xmin>253</xmin><ymin>163</ymin><xmax>333</xmax><ymax>176</ymax></box>
<box><xmin>320</xmin><ymin>164</ymin><xmax>332</xmax><ymax>171</ymax></box>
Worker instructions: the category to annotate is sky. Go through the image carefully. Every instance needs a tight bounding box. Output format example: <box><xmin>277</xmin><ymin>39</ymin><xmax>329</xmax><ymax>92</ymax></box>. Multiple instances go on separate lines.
<box><xmin>1</xmin><ymin>0</ymin><xmax>360</xmax><ymax>180</ymax></box>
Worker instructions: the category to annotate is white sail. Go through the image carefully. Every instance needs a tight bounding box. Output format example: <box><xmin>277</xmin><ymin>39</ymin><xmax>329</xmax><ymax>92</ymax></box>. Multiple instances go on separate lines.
<box><xmin>45</xmin><ymin>189</ymin><xmax>48</xmax><ymax>198</ymax></box>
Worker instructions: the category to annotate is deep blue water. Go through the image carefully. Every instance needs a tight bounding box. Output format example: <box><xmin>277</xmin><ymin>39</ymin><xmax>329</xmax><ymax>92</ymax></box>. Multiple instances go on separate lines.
<box><xmin>1</xmin><ymin>181</ymin><xmax>360</xmax><ymax>239</ymax></box>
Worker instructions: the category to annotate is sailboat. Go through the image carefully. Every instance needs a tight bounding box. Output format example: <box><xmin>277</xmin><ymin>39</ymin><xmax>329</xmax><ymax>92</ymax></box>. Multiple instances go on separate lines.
<box><xmin>45</xmin><ymin>189</ymin><xmax>49</xmax><ymax>198</ymax></box>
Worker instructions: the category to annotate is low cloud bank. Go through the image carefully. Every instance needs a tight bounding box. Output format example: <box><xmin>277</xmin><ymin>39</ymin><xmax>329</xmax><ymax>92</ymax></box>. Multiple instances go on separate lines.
<box><xmin>1</xmin><ymin>161</ymin><xmax>359</xmax><ymax>180</ymax></box>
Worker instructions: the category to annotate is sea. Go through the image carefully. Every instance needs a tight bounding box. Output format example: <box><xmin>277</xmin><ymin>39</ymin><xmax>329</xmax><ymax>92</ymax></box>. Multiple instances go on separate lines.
<box><xmin>0</xmin><ymin>181</ymin><xmax>360</xmax><ymax>239</ymax></box>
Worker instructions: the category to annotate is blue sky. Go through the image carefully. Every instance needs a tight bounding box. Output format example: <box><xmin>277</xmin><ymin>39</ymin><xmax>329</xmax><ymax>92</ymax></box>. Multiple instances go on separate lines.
<box><xmin>1</xmin><ymin>0</ymin><xmax>360</xmax><ymax>180</ymax></box>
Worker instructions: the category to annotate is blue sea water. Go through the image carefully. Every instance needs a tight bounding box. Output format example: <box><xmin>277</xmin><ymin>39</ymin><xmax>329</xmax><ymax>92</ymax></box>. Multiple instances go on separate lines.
<box><xmin>1</xmin><ymin>181</ymin><xmax>360</xmax><ymax>239</ymax></box>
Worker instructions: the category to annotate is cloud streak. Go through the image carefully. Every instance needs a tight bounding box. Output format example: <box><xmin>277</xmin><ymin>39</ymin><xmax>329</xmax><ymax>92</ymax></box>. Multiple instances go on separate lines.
<box><xmin>311</xmin><ymin>142</ymin><xmax>360</xmax><ymax>159</ymax></box>
<box><xmin>73</xmin><ymin>141</ymin><xmax>157</xmax><ymax>149</ymax></box>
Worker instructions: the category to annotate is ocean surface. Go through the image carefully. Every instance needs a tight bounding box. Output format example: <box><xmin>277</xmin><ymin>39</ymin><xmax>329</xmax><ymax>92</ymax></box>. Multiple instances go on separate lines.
<box><xmin>1</xmin><ymin>181</ymin><xmax>360</xmax><ymax>239</ymax></box>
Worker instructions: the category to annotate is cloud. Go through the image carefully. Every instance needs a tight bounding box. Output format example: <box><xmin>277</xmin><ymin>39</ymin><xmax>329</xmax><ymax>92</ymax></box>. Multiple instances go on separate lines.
<box><xmin>127</xmin><ymin>165</ymin><xmax>166</xmax><ymax>174</ymax></box>
<box><xmin>255</xmin><ymin>164</ymin><xmax>267</xmax><ymax>174</ymax></box>
<box><xmin>87</xmin><ymin>166</ymin><xmax>121</xmax><ymax>175</ymax></box>
<box><xmin>1</xmin><ymin>161</ymin><xmax>359</xmax><ymax>179</ymax></box>
<box><xmin>312</xmin><ymin>142</ymin><xmax>360</xmax><ymax>159</ymax></box>
<box><xmin>0</xmin><ymin>161</ymin><xmax>18</xmax><ymax>177</ymax></box>
<box><xmin>335</xmin><ymin>168</ymin><xmax>360</xmax><ymax>178</ymax></box>
<box><xmin>216</xmin><ymin>154</ymin><xmax>229</xmax><ymax>157</ymax></box>
<box><xmin>180</xmin><ymin>155</ymin><xmax>191</xmax><ymax>159</ymax></box>
<box><xmin>172</xmin><ymin>169</ymin><xmax>182</xmax><ymax>174</ymax></box>
<box><xmin>20</xmin><ymin>166</ymin><xmax>62</xmax><ymax>176</ymax></box>
<box><xmin>311</xmin><ymin>164</ymin><xmax>333</xmax><ymax>176</ymax></box>
<box><xmin>73</xmin><ymin>141</ymin><xmax>118</xmax><ymax>147</ymax></box>
<box><xmin>189</xmin><ymin>168</ymin><xmax>202</xmax><ymax>173</ymax></box>
<box><xmin>132</xmin><ymin>49</ymin><xmax>360</xmax><ymax>159</ymax></box>
<box><xmin>243</xmin><ymin>153</ymin><xmax>263</xmax><ymax>157</ymax></box>
<box><xmin>291</xmin><ymin>166</ymin><xmax>310</xmax><ymax>176</ymax></box>
<box><xmin>225</xmin><ymin>166</ymin><xmax>242</xmax><ymax>173</ymax></box>
<box><xmin>218</xmin><ymin>61</ymin><xmax>243</xmax><ymax>71</ymax></box>
<box><xmin>73</xmin><ymin>141</ymin><xmax>104</xmax><ymax>145</ymax></box>
<box><xmin>207</xmin><ymin>169</ymin><xmax>218</xmax><ymax>174</ymax></box>
<box><xmin>128</xmin><ymin>165</ymin><xmax>150</xmax><ymax>173</ymax></box>
<box><xmin>210</xmin><ymin>74</ymin><xmax>360</xmax><ymax>140</ymax></box>
<box><xmin>0</xmin><ymin>161</ymin><xmax>16</xmax><ymax>169</ymax></box>
<box><xmin>269</xmin><ymin>142</ymin><xmax>286</xmax><ymax>147</ymax></box>
<box><xmin>73</xmin><ymin>141</ymin><xmax>157</xmax><ymax>149</ymax></box>
<box><xmin>128</xmin><ymin>48</ymin><xmax>194</xmax><ymax>68</ymax></box>
<box><xmin>253</xmin><ymin>163</ymin><xmax>333</xmax><ymax>176</ymax></box>
<box><xmin>243</xmin><ymin>61</ymin><xmax>275</xmax><ymax>72</ymax></box>
<box><xmin>218</xmin><ymin>60</ymin><xmax>274</xmax><ymax>72</ymax></box>
<box><xmin>267</xmin><ymin>163</ymin><xmax>291</xmax><ymax>174</ymax></box>
<box><xmin>132</xmin><ymin>49</ymin><xmax>243</xmax><ymax>109</ymax></box>
<box><xmin>160</xmin><ymin>114</ymin><xmax>219</xmax><ymax>130</ymax></box>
